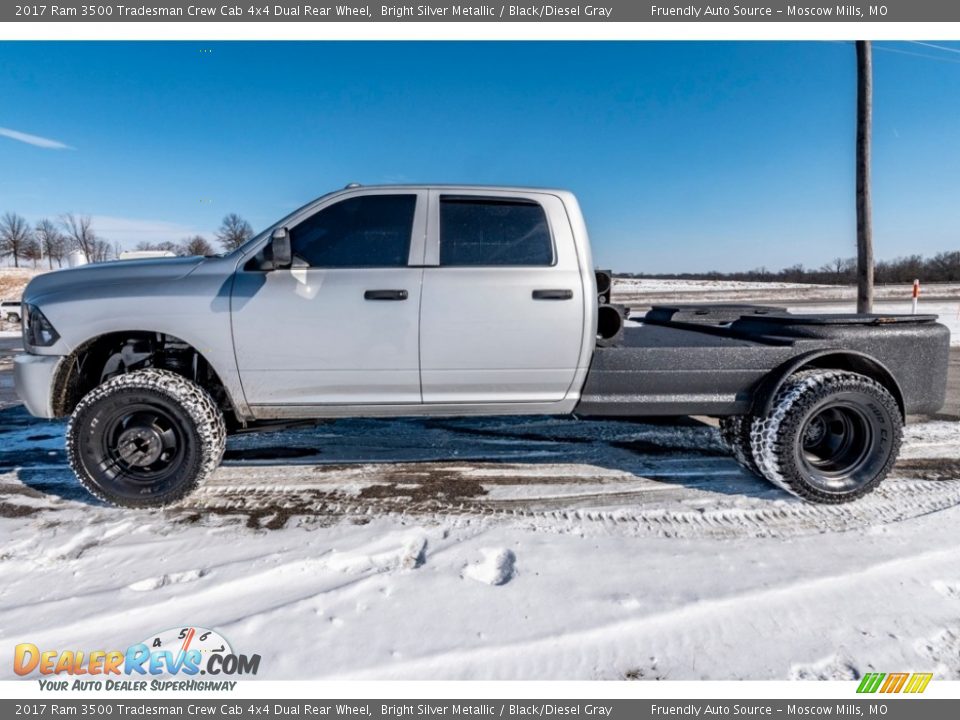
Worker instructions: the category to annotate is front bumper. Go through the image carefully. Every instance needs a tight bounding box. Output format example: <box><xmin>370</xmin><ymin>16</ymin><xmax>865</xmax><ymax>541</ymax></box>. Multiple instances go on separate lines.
<box><xmin>14</xmin><ymin>353</ymin><xmax>63</xmax><ymax>419</ymax></box>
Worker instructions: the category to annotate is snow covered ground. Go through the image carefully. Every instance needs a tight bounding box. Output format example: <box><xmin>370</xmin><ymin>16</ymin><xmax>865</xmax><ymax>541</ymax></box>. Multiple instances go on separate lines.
<box><xmin>2</xmin><ymin>410</ymin><xmax>959</xmax><ymax>681</ymax></box>
<box><xmin>615</xmin><ymin>278</ymin><xmax>960</xmax><ymax>311</ymax></box>
<box><xmin>0</xmin><ymin>278</ymin><xmax>958</xmax><ymax>682</ymax></box>
<box><xmin>612</xmin><ymin>279</ymin><xmax>960</xmax><ymax>346</ymax></box>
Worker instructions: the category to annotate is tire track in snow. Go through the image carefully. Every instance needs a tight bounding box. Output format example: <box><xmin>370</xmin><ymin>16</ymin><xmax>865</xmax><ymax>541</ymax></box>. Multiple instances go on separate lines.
<box><xmin>0</xmin><ymin>530</ymin><xmax>440</xmax><ymax>659</ymax></box>
<box><xmin>324</xmin><ymin>544</ymin><xmax>960</xmax><ymax>681</ymax></box>
<box><xmin>184</xmin><ymin>462</ymin><xmax>960</xmax><ymax>539</ymax></box>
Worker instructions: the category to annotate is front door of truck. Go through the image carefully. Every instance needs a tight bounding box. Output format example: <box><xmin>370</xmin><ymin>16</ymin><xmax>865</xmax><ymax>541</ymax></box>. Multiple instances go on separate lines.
<box><xmin>419</xmin><ymin>191</ymin><xmax>585</xmax><ymax>404</ymax></box>
<box><xmin>231</xmin><ymin>190</ymin><xmax>427</xmax><ymax>408</ymax></box>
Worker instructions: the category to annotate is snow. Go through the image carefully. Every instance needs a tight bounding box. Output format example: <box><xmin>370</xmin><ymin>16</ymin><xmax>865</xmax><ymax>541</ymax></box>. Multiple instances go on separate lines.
<box><xmin>0</xmin><ymin>277</ymin><xmax>957</xmax><ymax>681</ymax></box>
<box><xmin>461</xmin><ymin>548</ymin><xmax>517</xmax><ymax>586</ymax></box>
<box><xmin>612</xmin><ymin>277</ymin><xmax>960</xmax><ymax>345</ymax></box>
<box><xmin>1</xmin><ymin>411</ymin><xmax>959</xmax><ymax>681</ymax></box>
<box><xmin>614</xmin><ymin>278</ymin><xmax>960</xmax><ymax>308</ymax></box>
<box><xmin>615</xmin><ymin>278</ymin><xmax>835</xmax><ymax>294</ymax></box>
<box><xmin>128</xmin><ymin>569</ymin><xmax>208</xmax><ymax>592</ymax></box>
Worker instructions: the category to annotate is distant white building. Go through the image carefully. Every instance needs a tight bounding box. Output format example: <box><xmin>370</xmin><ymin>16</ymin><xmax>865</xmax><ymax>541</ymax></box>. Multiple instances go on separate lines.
<box><xmin>67</xmin><ymin>251</ymin><xmax>89</xmax><ymax>268</ymax></box>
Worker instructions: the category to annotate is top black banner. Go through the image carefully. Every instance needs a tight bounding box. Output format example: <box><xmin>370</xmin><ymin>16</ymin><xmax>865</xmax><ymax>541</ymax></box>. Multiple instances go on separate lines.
<box><xmin>4</xmin><ymin>0</ymin><xmax>960</xmax><ymax>22</ymax></box>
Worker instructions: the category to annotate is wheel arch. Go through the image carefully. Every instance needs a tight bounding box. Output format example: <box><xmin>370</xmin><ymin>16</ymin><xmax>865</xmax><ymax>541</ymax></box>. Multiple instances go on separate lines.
<box><xmin>50</xmin><ymin>329</ymin><xmax>242</xmax><ymax>421</ymax></box>
<box><xmin>752</xmin><ymin>350</ymin><xmax>905</xmax><ymax>420</ymax></box>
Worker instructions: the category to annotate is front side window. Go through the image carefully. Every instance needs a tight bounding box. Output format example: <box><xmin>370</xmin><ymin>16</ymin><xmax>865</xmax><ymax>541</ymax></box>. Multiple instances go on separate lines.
<box><xmin>439</xmin><ymin>197</ymin><xmax>553</xmax><ymax>266</ymax></box>
<box><xmin>290</xmin><ymin>194</ymin><xmax>416</xmax><ymax>268</ymax></box>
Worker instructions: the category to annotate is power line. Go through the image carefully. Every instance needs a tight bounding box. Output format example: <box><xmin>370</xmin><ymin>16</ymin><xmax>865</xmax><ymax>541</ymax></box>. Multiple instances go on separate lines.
<box><xmin>829</xmin><ymin>40</ymin><xmax>960</xmax><ymax>65</ymax></box>
<box><xmin>908</xmin><ymin>41</ymin><xmax>960</xmax><ymax>56</ymax></box>
<box><xmin>871</xmin><ymin>44</ymin><xmax>960</xmax><ymax>65</ymax></box>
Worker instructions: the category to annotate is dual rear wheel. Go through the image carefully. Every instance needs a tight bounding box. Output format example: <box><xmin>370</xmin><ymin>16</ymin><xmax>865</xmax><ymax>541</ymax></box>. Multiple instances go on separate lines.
<box><xmin>720</xmin><ymin>370</ymin><xmax>902</xmax><ymax>503</ymax></box>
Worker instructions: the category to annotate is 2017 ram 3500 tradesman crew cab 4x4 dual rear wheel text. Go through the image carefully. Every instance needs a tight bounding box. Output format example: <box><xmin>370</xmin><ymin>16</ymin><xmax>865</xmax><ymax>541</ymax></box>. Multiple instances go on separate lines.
<box><xmin>14</xmin><ymin>185</ymin><xmax>951</xmax><ymax>507</ymax></box>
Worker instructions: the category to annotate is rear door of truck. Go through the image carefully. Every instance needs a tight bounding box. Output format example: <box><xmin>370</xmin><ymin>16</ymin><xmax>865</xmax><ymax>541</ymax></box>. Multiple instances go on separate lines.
<box><xmin>418</xmin><ymin>189</ymin><xmax>585</xmax><ymax>403</ymax></box>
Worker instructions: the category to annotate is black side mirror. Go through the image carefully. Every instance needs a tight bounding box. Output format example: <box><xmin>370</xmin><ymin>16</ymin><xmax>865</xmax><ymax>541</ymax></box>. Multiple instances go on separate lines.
<box><xmin>271</xmin><ymin>227</ymin><xmax>292</xmax><ymax>269</ymax></box>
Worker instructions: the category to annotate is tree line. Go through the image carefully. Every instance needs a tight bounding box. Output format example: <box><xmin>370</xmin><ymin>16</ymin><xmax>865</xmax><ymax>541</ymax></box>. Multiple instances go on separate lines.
<box><xmin>621</xmin><ymin>251</ymin><xmax>960</xmax><ymax>286</ymax></box>
<box><xmin>7</xmin><ymin>209</ymin><xmax>956</xmax><ymax>286</ymax></box>
<box><xmin>0</xmin><ymin>212</ymin><xmax>255</xmax><ymax>268</ymax></box>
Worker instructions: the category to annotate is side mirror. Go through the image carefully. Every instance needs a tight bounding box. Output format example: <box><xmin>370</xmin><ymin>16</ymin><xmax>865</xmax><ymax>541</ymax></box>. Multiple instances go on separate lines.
<box><xmin>271</xmin><ymin>227</ymin><xmax>292</xmax><ymax>269</ymax></box>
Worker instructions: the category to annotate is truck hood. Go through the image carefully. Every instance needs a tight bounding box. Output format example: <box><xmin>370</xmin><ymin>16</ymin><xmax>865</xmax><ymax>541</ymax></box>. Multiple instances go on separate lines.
<box><xmin>23</xmin><ymin>256</ymin><xmax>208</xmax><ymax>305</ymax></box>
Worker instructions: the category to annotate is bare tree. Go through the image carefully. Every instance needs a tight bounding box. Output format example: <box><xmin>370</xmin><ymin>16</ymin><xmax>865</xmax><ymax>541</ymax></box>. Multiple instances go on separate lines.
<box><xmin>61</xmin><ymin>213</ymin><xmax>98</xmax><ymax>263</ymax></box>
<box><xmin>89</xmin><ymin>239</ymin><xmax>114</xmax><ymax>263</ymax></box>
<box><xmin>825</xmin><ymin>256</ymin><xmax>855</xmax><ymax>281</ymax></box>
<box><xmin>856</xmin><ymin>41</ymin><xmax>874</xmax><ymax>313</ymax></box>
<box><xmin>215</xmin><ymin>213</ymin><xmax>253</xmax><ymax>251</ymax></box>
<box><xmin>21</xmin><ymin>236</ymin><xmax>43</xmax><ymax>267</ymax></box>
<box><xmin>930</xmin><ymin>251</ymin><xmax>960</xmax><ymax>282</ymax></box>
<box><xmin>0</xmin><ymin>212</ymin><xmax>32</xmax><ymax>268</ymax></box>
<box><xmin>179</xmin><ymin>235</ymin><xmax>214</xmax><ymax>257</ymax></box>
<box><xmin>134</xmin><ymin>240</ymin><xmax>179</xmax><ymax>253</ymax></box>
<box><xmin>34</xmin><ymin>218</ymin><xmax>68</xmax><ymax>269</ymax></box>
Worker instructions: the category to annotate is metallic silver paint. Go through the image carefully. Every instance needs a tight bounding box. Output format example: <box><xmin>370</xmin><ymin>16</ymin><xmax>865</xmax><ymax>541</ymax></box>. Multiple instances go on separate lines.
<box><xmin>13</xmin><ymin>353</ymin><xmax>61</xmax><ymax>418</ymax></box>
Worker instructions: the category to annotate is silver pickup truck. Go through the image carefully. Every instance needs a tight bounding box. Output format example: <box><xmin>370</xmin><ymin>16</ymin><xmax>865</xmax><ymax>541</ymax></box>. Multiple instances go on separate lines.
<box><xmin>14</xmin><ymin>184</ymin><xmax>950</xmax><ymax>507</ymax></box>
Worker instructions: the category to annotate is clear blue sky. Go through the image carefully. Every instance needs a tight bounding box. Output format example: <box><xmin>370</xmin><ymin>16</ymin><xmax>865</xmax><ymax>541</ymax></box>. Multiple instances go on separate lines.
<box><xmin>1</xmin><ymin>41</ymin><xmax>958</xmax><ymax>272</ymax></box>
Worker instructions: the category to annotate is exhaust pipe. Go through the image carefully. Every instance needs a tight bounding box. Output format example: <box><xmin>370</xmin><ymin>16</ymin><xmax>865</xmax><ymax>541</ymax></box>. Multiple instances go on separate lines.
<box><xmin>597</xmin><ymin>304</ymin><xmax>626</xmax><ymax>346</ymax></box>
<box><xmin>595</xmin><ymin>270</ymin><xmax>612</xmax><ymax>305</ymax></box>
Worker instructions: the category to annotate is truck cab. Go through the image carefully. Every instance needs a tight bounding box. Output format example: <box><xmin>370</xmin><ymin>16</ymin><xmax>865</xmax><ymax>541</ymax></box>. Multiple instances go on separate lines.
<box><xmin>230</xmin><ymin>185</ymin><xmax>595</xmax><ymax>415</ymax></box>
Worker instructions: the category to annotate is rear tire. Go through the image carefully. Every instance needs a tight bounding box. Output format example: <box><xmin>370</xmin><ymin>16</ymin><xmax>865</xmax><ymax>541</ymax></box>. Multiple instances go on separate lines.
<box><xmin>749</xmin><ymin>370</ymin><xmax>902</xmax><ymax>503</ymax></box>
<box><xmin>719</xmin><ymin>416</ymin><xmax>762</xmax><ymax>477</ymax></box>
<box><xmin>67</xmin><ymin>369</ymin><xmax>226</xmax><ymax>508</ymax></box>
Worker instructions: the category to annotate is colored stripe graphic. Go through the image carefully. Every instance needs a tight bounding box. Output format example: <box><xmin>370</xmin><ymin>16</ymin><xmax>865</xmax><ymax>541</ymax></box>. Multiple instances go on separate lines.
<box><xmin>904</xmin><ymin>673</ymin><xmax>933</xmax><ymax>694</ymax></box>
<box><xmin>856</xmin><ymin>672</ymin><xmax>931</xmax><ymax>694</ymax></box>
<box><xmin>881</xmin><ymin>673</ymin><xmax>909</xmax><ymax>693</ymax></box>
<box><xmin>857</xmin><ymin>673</ymin><xmax>886</xmax><ymax>693</ymax></box>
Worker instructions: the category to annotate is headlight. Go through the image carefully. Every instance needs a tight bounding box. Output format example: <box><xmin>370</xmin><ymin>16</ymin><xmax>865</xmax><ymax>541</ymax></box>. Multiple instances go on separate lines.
<box><xmin>23</xmin><ymin>304</ymin><xmax>60</xmax><ymax>347</ymax></box>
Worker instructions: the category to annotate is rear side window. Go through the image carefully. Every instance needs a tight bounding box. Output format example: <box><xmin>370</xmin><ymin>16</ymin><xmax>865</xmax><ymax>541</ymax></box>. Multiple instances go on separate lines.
<box><xmin>439</xmin><ymin>197</ymin><xmax>553</xmax><ymax>266</ymax></box>
<box><xmin>291</xmin><ymin>194</ymin><xmax>416</xmax><ymax>267</ymax></box>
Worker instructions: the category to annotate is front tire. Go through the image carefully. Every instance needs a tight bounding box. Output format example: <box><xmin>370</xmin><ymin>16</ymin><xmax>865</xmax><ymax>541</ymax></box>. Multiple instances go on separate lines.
<box><xmin>749</xmin><ymin>370</ymin><xmax>902</xmax><ymax>503</ymax></box>
<box><xmin>67</xmin><ymin>369</ymin><xmax>226</xmax><ymax>507</ymax></box>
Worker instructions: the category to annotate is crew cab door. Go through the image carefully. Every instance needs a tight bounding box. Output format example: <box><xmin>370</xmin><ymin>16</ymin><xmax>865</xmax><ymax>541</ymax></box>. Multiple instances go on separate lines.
<box><xmin>419</xmin><ymin>190</ymin><xmax>585</xmax><ymax>403</ymax></box>
<box><xmin>230</xmin><ymin>190</ymin><xmax>426</xmax><ymax>407</ymax></box>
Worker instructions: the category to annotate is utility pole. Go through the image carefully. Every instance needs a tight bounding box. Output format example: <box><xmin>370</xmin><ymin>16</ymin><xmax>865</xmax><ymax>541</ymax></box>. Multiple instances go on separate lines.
<box><xmin>856</xmin><ymin>40</ymin><xmax>874</xmax><ymax>313</ymax></box>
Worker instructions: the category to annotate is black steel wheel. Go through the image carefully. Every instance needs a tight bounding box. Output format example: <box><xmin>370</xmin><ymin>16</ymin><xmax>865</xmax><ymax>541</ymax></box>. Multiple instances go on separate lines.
<box><xmin>67</xmin><ymin>369</ymin><xmax>226</xmax><ymax>507</ymax></box>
